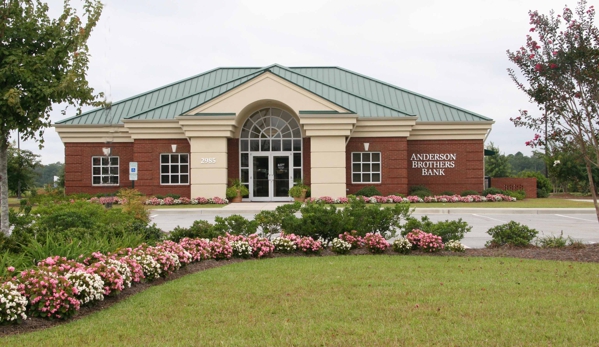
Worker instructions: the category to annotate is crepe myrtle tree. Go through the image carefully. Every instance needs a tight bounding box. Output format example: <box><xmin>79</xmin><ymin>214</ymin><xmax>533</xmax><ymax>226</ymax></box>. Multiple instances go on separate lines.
<box><xmin>507</xmin><ymin>0</ymin><xmax>599</xmax><ymax>222</ymax></box>
<box><xmin>0</xmin><ymin>0</ymin><xmax>103</xmax><ymax>235</ymax></box>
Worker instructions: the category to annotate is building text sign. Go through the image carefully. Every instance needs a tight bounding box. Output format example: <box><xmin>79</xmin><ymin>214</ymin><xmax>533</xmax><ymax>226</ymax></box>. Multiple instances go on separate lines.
<box><xmin>411</xmin><ymin>153</ymin><xmax>456</xmax><ymax>176</ymax></box>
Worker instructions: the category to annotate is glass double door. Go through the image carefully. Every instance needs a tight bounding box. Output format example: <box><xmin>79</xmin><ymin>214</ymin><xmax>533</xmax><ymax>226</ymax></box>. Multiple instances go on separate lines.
<box><xmin>250</xmin><ymin>153</ymin><xmax>293</xmax><ymax>201</ymax></box>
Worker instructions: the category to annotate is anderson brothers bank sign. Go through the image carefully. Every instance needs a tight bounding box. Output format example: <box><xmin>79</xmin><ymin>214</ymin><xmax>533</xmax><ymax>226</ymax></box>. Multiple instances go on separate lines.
<box><xmin>411</xmin><ymin>153</ymin><xmax>456</xmax><ymax>176</ymax></box>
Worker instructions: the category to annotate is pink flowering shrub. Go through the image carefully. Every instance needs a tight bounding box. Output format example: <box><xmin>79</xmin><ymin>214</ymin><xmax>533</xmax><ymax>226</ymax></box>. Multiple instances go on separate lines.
<box><xmin>363</xmin><ymin>233</ymin><xmax>389</xmax><ymax>254</ymax></box>
<box><xmin>17</xmin><ymin>269</ymin><xmax>80</xmax><ymax>320</ymax></box>
<box><xmin>296</xmin><ymin>237</ymin><xmax>322</xmax><ymax>254</ymax></box>
<box><xmin>406</xmin><ymin>229</ymin><xmax>444</xmax><ymax>252</ymax></box>
<box><xmin>210</xmin><ymin>236</ymin><xmax>233</xmax><ymax>260</ymax></box>
<box><xmin>85</xmin><ymin>262</ymin><xmax>124</xmax><ymax>296</ymax></box>
<box><xmin>157</xmin><ymin>240</ymin><xmax>193</xmax><ymax>265</ymax></box>
<box><xmin>179</xmin><ymin>238</ymin><xmax>211</xmax><ymax>261</ymax></box>
<box><xmin>339</xmin><ymin>231</ymin><xmax>364</xmax><ymax>249</ymax></box>
<box><xmin>247</xmin><ymin>235</ymin><xmax>274</xmax><ymax>258</ymax></box>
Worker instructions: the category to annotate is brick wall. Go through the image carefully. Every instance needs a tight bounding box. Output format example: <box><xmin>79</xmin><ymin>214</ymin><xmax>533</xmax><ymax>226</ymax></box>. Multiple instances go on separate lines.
<box><xmin>490</xmin><ymin>177</ymin><xmax>537</xmax><ymax>198</ymax></box>
<box><xmin>65</xmin><ymin>142</ymin><xmax>134</xmax><ymax>196</ymax></box>
<box><xmin>65</xmin><ymin>139</ymin><xmax>191</xmax><ymax>197</ymax></box>
<box><xmin>132</xmin><ymin>139</ymin><xmax>190</xmax><ymax>197</ymax></box>
<box><xmin>407</xmin><ymin>140</ymin><xmax>484</xmax><ymax>195</ymax></box>
<box><xmin>227</xmin><ymin>138</ymin><xmax>239</xmax><ymax>182</ymax></box>
<box><xmin>346</xmin><ymin>137</ymin><xmax>408</xmax><ymax>195</ymax></box>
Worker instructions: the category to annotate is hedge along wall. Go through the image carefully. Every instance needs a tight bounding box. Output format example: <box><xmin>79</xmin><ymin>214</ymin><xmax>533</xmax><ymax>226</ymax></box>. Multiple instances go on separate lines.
<box><xmin>490</xmin><ymin>177</ymin><xmax>538</xmax><ymax>198</ymax></box>
<box><xmin>407</xmin><ymin>140</ymin><xmax>485</xmax><ymax>195</ymax></box>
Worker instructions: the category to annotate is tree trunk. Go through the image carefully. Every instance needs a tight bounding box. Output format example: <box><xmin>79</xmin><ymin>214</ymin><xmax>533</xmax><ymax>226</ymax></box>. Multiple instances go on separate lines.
<box><xmin>0</xmin><ymin>139</ymin><xmax>9</xmax><ymax>236</ymax></box>
<box><xmin>583</xmin><ymin>162</ymin><xmax>599</xmax><ymax>224</ymax></box>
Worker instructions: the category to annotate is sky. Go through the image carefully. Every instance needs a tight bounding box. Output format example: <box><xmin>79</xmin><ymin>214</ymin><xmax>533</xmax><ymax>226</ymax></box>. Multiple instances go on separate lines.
<box><xmin>13</xmin><ymin>0</ymin><xmax>589</xmax><ymax>164</ymax></box>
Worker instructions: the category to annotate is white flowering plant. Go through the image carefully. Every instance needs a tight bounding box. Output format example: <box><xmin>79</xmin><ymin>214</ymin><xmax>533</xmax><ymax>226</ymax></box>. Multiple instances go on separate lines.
<box><xmin>272</xmin><ymin>237</ymin><xmax>297</xmax><ymax>253</ymax></box>
<box><xmin>445</xmin><ymin>240</ymin><xmax>466</xmax><ymax>252</ymax></box>
<box><xmin>0</xmin><ymin>281</ymin><xmax>28</xmax><ymax>324</ymax></box>
<box><xmin>331</xmin><ymin>238</ymin><xmax>352</xmax><ymax>254</ymax></box>
<box><xmin>231</xmin><ymin>241</ymin><xmax>253</xmax><ymax>259</ymax></box>
<box><xmin>392</xmin><ymin>238</ymin><xmax>413</xmax><ymax>254</ymax></box>
<box><xmin>65</xmin><ymin>271</ymin><xmax>104</xmax><ymax>305</ymax></box>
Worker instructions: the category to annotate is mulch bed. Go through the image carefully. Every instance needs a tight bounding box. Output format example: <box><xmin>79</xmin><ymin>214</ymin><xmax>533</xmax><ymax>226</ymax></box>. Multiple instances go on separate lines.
<box><xmin>2</xmin><ymin>244</ymin><xmax>599</xmax><ymax>337</ymax></box>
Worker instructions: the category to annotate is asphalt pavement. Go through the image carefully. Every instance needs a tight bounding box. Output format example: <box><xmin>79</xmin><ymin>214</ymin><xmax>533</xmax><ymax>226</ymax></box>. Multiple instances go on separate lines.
<box><xmin>149</xmin><ymin>203</ymin><xmax>598</xmax><ymax>249</ymax></box>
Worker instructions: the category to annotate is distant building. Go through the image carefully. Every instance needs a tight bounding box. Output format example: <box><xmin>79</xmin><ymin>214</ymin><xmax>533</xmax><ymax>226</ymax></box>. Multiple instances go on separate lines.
<box><xmin>55</xmin><ymin>64</ymin><xmax>493</xmax><ymax>200</ymax></box>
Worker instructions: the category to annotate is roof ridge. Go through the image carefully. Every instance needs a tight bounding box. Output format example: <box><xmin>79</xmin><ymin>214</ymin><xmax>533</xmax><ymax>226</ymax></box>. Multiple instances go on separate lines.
<box><xmin>270</xmin><ymin>65</ymin><xmax>415</xmax><ymax>117</ymax></box>
<box><xmin>56</xmin><ymin>67</ymin><xmax>263</xmax><ymax>124</ymax></box>
<box><xmin>325</xmin><ymin>66</ymin><xmax>492</xmax><ymax>121</ymax></box>
<box><xmin>126</xmin><ymin>69</ymin><xmax>269</xmax><ymax>120</ymax></box>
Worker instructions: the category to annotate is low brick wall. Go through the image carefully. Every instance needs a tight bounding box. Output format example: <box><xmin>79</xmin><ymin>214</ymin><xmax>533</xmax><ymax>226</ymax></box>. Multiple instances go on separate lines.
<box><xmin>490</xmin><ymin>177</ymin><xmax>537</xmax><ymax>198</ymax></box>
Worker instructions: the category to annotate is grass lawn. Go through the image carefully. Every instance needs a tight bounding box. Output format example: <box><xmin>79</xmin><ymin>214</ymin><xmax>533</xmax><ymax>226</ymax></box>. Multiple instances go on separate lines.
<box><xmin>4</xmin><ymin>256</ymin><xmax>598</xmax><ymax>346</ymax></box>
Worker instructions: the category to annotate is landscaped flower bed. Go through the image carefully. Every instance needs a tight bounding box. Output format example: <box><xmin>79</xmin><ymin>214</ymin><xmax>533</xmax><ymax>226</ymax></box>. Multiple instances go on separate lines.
<box><xmin>88</xmin><ymin>196</ymin><xmax>229</xmax><ymax>206</ymax></box>
<box><xmin>307</xmin><ymin>194</ymin><xmax>517</xmax><ymax>204</ymax></box>
<box><xmin>0</xmin><ymin>232</ymin><xmax>466</xmax><ymax>325</ymax></box>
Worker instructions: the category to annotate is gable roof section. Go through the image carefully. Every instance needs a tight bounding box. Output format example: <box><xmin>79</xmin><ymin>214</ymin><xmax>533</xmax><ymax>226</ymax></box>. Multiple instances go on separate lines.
<box><xmin>57</xmin><ymin>64</ymin><xmax>490</xmax><ymax>125</ymax></box>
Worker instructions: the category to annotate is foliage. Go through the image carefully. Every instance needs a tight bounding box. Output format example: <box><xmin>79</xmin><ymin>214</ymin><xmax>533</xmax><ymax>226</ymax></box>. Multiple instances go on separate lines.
<box><xmin>485</xmin><ymin>142</ymin><xmax>512</xmax><ymax>177</ymax></box>
<box><xmin>506</xmin><ymin>151</ymin><xmax>546</xmax><ymax>175</ymax></box>
<box><xmin>0</xmin><ymin>281</ymin><xmax>28</xmax><ymax>324</ymax></box>
<box><xmin>408</xmin><ymin>185</ymin><xmax>432</xmax><ymax>198</ymax></box>
<box><xmin>401</xmin><ymin>216</ymin><xmax>472</xmax><ymax>242</ymax></box>
<box><xmin>253</xmin><ymin>202</ymin><xmax>301</xmax><ymax>238</ymax></box>
<box><xmin>288</xmin><ymin>185</ymin><xmax>308</xmax><ymax>198</ymax></box>
<box><xmin>505</xmin><ymin>190</ymin><xmax>526</xmax><ymax>200</ymax></box>
<box><xmin>0</xmin><ymin>0</ymin><xmax>104</xmax><ymax>236</ymax></box>
<box><xmin>118</xmin><ymin>189</ymin><xmax>150</xmax><ymax>222</ymax></box>
<box><xmin>445</xmin><ymin>240</ymin><xmax>466</xmax><ymax>252</ymax></box>
<box><xmin>340</xmin><ymin>197</ymin><xmax>412</xmax><ymax>238</ymax></box>
<box><xmin>6</xmin><ymin>143</ymin><xmax>40</xmax><ymax>195</ymax></box>
<box><xmin>486</xmin><ymin>221</ymin><xmax>539</xmax><ymax>247</ymax></box>
<box><xmin>362</xmin><ymin>233</ymin><xmax>389</xmax><ymax>254</ymax></box>
<box><xmin>354</xmin><ymin>186</ymin><xmax>382</xmax><ymax>197</ymax></box>
<box><xmin>227</xmin><ymin>179</ymin><xmax>249</xmax><ymax>198</ymax></box>
<box><xmin>507</xmin><ymin>0</ymin><xmax>599</xmax><ymax>220</ymax></box>
<box><xmin>34</xmin><ymin>162</ymin><xmax>64</xmax><ymax>188</ymax></box>
<box><xmin>209</xmin><ymin>236</ymin><xmax>233</xmax><ymax>260</ymax></box>
<box><xmin>460</xmin><ymin>190</ymin><xmax>480</xmax><ymax>196</ymax></box>
<box><xmin>213</xmin><ymin>215</ymin><xmax>258</xmax><ymax>236</ymax></box>
<box><xmin>534</xmin><ymin>231</ymin><xmax>583</xmax><ymax>248</ymax></box>
<box><xmin>439</xmin><ymin>191</ymin><xmax>455</xmax><ymax>196</ymax></box>
<box><xmin>482</xmin><ymin>187</ymin><xmax>505</xmax><ymax>195</ymax></box>
<box><xmin>391</xmin><ymin>238</ymin><xmax>412</xmax><ymax>254</ymax></box>
<box><xmin>18</xmin><ymin>269</ymin><xmax>80</xmax><ymax>320</ymax></box>
<box><xmin>282</xmin><ymin>202</ymin><xmax>344</xmax><ymax>245</ymax></box>
<box><xmin>331</xmin><ymin>238</ymin><xmax>352</xmax><ymax>254</ymax></box>
<box><xmin>517</xmin><ymin>170</ymin><xmax>552</xmax><ymax>197</ymax></box>
<box><xmin>168</xmin><ymin>220</ymin><xmax>221</xmax><ymax>243</ymax></box>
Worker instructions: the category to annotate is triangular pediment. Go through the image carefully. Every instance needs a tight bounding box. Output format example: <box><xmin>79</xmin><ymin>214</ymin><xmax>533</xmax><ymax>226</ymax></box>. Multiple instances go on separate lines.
<box><xmin>184</xmin><ymin>72</ymin><xmax>349</xmax><ymax>117</ymax></box>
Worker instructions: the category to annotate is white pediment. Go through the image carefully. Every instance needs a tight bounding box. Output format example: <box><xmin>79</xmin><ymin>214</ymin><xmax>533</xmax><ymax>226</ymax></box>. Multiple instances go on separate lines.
<box><xmin>184</xmin><ymin>72</ymin><xmax>349</xmax><ymax>116</ymax></box>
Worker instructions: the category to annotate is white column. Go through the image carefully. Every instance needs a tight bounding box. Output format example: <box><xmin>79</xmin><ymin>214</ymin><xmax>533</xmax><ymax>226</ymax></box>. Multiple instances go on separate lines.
<box><xmin>310</xmin><ymin>137</ymin><xmax>347</xmax><ymax>197</ymax></box>
<box><xmin>189</xmin><ymin>138</ymin><xmax>228</xmax><ymax>198</ymax></box>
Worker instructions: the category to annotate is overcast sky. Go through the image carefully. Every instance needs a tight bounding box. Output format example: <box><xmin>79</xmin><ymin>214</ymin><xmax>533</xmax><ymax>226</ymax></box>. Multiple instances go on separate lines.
<box><xmin>14</xmin><ymin>0</ymin><xmax>587</xmax><ymax>164</ymax></box>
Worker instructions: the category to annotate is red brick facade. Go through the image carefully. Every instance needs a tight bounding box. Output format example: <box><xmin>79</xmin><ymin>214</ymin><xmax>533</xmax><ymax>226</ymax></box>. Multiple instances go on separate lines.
<box><xmin>65</xmin><ymin>140</ymin><xmax>190</xmax><ymax>197</ymax></box>
<box><xmin>346</xmin><ymin>137</ymin><xmax>408</xmax><ymax>195</ymax></box>
<box><xmin>407</xmin><ymin>140</ymin><xmax>485</xmax><ymax>194</ymax></box>
<box><xmin>490</xmin><ymin>177</ymin><xmax>537</xmax><ymax>198</ymax></box>
<box><xmin>65</xmin><ymin>138</ymin><xmax>486</xmax><ymax>198</ymax></box>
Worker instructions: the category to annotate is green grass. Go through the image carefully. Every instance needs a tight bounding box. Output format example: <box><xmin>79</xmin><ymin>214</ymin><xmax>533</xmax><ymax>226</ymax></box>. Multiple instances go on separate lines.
<box><xmin>4</xmin><ymin>256</ymin><xmax>599</xmax><ymax>346</ymax></box>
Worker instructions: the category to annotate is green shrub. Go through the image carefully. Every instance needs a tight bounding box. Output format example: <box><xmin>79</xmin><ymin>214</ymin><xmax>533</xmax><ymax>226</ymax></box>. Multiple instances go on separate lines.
<box><xmin>253</xmin><ymin>202</ymin><xmax>301</xmax><ymax>238</ymax></box>
<box><xmin>341</xmin><ymin>198</ymin><xmax>411</xmax><ymax>238</ymax></box>
<box><xmin>213</xmin><ymin>215</ymin><xmax>258</xmax><ymax>235</ymax></box>
<box><xmin>485</xmin><ymin>221</ymin><xmax>538</xmax><ymax>247</ymax></box>
<box><xmin>409</xmin><ymin>185</ymin><xmax>432</xmax><ymax>198</ymax></box>
<box><xmin>537</xmin><ymin>188</ymin><xmax>549</xmax><ymax>198</ymax></box>
<box><xmin>518</xmin><ymin>171</ymin><xmax>552</xmax><ymax>197</ymax></box>
<box><xmin>166</xmin><ymin>193</ymin><xmax>181</xmax><ymax>199</ymax></box>
<box><xmin>155</xmin><ymin>194</ymin><xmax>165</xmax><ymax>199</ymax></box>
<box><xmin>439</xmin><ymin>191</ymin><xmax>455</xmax><ymax>196</ymax></box>
<box><xmin>282</xmin><ymin>202</ymin><xmax>345</xmax><ymax>245</ymax></box>
<box><xmin>168</xmin><ymin>220</ymin><xmax>221</xmax><ymax>242</ymax></box>
<box><xmin>401</xmin><ymin>216</ymin><xmax>472</xmax><ymax>242</ymax></box>
<box><xmin>505</xmin><ymin>190</ymin><xmax>526</xmax><ymax>200</ymax></box>
<box><xmin>460</xmin><ymin>190</ymin><xmax>479</xmax><ymax>196</ymax></box>
<box><xmin>354</xmin><ymin>186</ymin><xmax>382</xmax><ymax>197</ymax></box>
<box><xmin>535</xmin><ymin>232</ymin><xmax>568</xmax><ymax>248</ymax></box>
<box><xmin>226</xmin><ymin>187</ymin><xmax>240</xmax><ymax>199</ymax></box>
<box><xmin>482</xmin><ymin>187</ymin><xmax>505</xmax><ymax>195</ymax></box>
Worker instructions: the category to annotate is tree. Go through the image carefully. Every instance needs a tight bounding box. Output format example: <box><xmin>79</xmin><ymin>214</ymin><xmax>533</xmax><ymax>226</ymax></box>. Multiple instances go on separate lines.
<box><xmin>34</xmin><ymin>162</ymin><xmax>64</xmax><ymax>187</ymax></box>
<box><xmin>507</xmin><ymin>0</ymin><xmax>599</xmax><ymax>222</ymax></box>
<box><xmin>0</xmin><ymin>0</ymin><xmax>103</xmax><ymax>235</ymax></box>
<box><xmin>485</xmin><ymin>142</ymin><xmax>512</xmax><ymax>177</ymax></box>
<box><xmin>506</xmin><ymin>151</ymin><xmax>546</xmax><ymax>174</ymax></box>
<box><xmin>7</xmin><ymin>142</ymin><xmax>40</xmax><ymax>194</ymax></box>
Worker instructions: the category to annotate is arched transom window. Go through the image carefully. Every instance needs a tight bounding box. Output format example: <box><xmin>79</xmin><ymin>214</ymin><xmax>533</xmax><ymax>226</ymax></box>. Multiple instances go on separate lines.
<box><xmin>240</xmin><ymin>108</ymin><xmax>302</xmax><ymax>152</ymax></box>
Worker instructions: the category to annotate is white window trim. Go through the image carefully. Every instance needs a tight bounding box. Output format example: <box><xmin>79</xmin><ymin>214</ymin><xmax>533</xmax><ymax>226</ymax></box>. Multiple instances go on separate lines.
<box><xmin>160</xmin><ymin>153</ymin><xmax>190</xmax><ymax>186</ymax></box>
<box><xmin>91</xmin><ymin>156</ymin><xmax>120</xmax><ymax>186</ymax></box>
<box><xmin>351</xmin><ymin>151</ymin><xmax>382</xmax><ymax>184</ymax></box>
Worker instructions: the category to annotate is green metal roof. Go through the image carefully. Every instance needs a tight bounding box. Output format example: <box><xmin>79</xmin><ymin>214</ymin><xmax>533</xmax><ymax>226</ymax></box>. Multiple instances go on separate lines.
<box><xmin>57</xmin><ymin>64</ymin><xmax>491</xmax><ymax>125</ymax></box>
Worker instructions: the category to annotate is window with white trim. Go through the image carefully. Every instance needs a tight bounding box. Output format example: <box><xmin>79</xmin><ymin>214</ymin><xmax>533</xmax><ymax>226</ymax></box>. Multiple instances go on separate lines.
<box><xmin>92</xmin><ymin>156</ymin><xmax>119</xmax><ymax>185</ymax></box>
<box><xmin>160</xmin><ymin>154</ymin><xmax>189</xmax><ymax>185</ymax></box>
<box><xmin>351</xmin><ymin>152</ymin><xmax>381</xmax><ymax>183</ymax></box>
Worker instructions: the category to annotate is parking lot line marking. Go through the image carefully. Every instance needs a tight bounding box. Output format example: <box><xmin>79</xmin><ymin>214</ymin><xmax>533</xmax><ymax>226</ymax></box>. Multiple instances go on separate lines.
<box><xmin>555</xmin><ymin>214</ymin><xmax>594</xmax><ymax>222</ymax></box>
<box><xmin>150</xmin><ymin>215</ymin><xmax>158</xmax><ymax>218</ymax></box>
<box><xmin>472</xmin><ymin>214</ymin><xmax>507</xmax><ymax>223</ymax></box>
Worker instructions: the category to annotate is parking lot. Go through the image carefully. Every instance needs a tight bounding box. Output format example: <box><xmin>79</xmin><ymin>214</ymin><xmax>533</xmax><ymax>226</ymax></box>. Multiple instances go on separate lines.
<box><xmin>150</xmin><ymin>208</ymin><xmax>598</xmax><ymax>249</ymax></box>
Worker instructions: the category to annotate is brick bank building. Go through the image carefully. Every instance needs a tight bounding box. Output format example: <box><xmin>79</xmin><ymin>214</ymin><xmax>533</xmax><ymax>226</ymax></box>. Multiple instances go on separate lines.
<box><xmin>56</xmin><ymin>65</ymin><xmax>494</xmax><ymax>201</ymax></box>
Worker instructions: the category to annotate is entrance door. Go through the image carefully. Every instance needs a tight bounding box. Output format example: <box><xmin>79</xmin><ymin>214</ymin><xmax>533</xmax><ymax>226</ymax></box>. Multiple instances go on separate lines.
<box><xmin>250</xmin><ymin>153</ymin><xmax>293</xmax><ymax>201</ymax></box>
